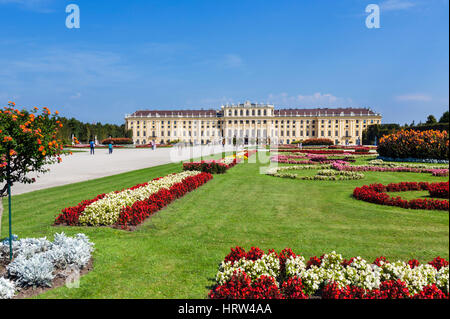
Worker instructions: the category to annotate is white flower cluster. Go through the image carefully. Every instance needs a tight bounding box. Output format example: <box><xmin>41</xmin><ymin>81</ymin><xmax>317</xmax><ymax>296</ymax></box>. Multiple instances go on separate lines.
<box><xmin>215</xmin><ymin>253</ymin><xmax>280</xmax><ymax>285</ymax></box>
<box><xmin>0</xmin><ymin>232</ymin><xmax>94</xmax><ymax>298</ymax></box>
<box><xmin>380</xmin><ymin>261</ymin><xmax>442</xmax><ymax>295</ymax></box>
<box><xmin>79</xmin><ymin>171</ymin><xmax>202</xmax><ymax>226</ymax></box>
<box><xmin>437</xmin><ymin>266</ymin><xmax>449</xmax><ymax>294</ymax></box>
<box><xmin>218</xmin><ymin>251</ymin><xmax>450</xmax><ymax>296</ymax></box>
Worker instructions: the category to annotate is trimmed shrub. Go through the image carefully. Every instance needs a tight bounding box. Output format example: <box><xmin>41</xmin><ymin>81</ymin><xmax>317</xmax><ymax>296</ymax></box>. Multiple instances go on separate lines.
<box><xmin>100</xmin><ymin>137</ymin><xmax>132</xmax><ymax>145</ymax></box>
<box><xmin>302</xmin><ymin>138</ymin><xmax>333</xmax><ymax>146</ymax></box>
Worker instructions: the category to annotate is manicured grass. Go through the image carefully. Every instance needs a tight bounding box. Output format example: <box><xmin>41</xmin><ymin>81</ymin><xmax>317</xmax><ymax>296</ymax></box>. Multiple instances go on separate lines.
<box><xmin>1</xmin><ymin>153</ymin><xmax>448</xmax><ymax>298</ymax></box>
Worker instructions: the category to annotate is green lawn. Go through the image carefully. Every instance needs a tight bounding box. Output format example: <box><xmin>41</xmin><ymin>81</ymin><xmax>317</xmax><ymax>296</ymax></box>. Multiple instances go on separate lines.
<box><xmin>1</xmin><ymin>154</ymin><xmax>448</xmax><ymax>298</ymax></box>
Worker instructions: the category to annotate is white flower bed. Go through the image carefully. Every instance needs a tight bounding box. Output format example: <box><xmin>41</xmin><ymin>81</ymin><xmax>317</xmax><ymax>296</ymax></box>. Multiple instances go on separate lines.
<box><xmin>216</xmin><ymin>252</ymin><xmax>280</xmax><ymax>285</ymax></box>
<box><xmin>79</xmin><ymin>171</ymin><xmax>202</xmax><ymax>226</ymax></box>
<box><xmin>0</xmin><ymin>233</ymin><xmax>94</xmax><ymax>299</ymax></box>
<box><xmin>265</xmin><ymin>165</ymin><xmax>364</xmax><ymax>181</ymax></box>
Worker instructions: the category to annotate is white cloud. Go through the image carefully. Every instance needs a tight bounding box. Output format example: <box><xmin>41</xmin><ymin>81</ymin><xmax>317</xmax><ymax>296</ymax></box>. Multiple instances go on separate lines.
<box><xmin>379</xmin><ymin>0</ymin><xmax>417</xmax><ymax>11</ymax></box>
<box><xmin>198</xmin><ymin>54</ymin><xmax>244</xmax><ymax>69</ymax></box>
<box><xmin>395</xmin><ymin>93</ymin><xmax>432</xmax><ymax>102</ymax></box>
<box><xmin>70</xmin><ymin>92</ymin><xmax>81</xmax><ymax>99</ymax></box>
<box><xmin>267</xmin><ymin>92</ymin><xmax>354</xmax><ymax>107</ymax></box>
<box><xmin>221</xmin><ymin>54</ymin><xmax>244</xmax><ymax>68</ymax></box>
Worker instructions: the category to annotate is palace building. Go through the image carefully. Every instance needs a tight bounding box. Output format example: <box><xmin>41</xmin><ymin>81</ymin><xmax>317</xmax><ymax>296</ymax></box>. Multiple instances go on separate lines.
<box><xmin>125</xmin><ymin>101</ymin><xmax>382</xmax><ymax>145</ymax></box>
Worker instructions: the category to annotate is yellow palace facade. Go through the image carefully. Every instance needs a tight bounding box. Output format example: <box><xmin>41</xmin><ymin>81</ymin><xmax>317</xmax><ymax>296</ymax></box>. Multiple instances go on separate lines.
<box><xmin>125</xmin><ymin>101</ymin><xmax>382</xmax><ymax>145</ymax></box>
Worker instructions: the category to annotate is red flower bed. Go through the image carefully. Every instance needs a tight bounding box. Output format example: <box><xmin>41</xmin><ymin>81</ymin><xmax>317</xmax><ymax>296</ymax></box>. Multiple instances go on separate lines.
<box><xmin>183</xmin><ymin>161</ymin><xmax>231</xmax><ymax>174</ymax></box>
<box><xmin>209</xmin><ymin>247</ymin><xmax>449</xmax><ymax>299</ymax></box>
<box><xmin>183</xmin><ymin>150</ymin><xmax>256</xmax><ymax>174</ymax></box>
<box><xmin>355</xmin><ymin>147</ymin><xmax>370</xmax><ymax>153</ymax></box>
<box><xmin>353</xmin><ymin>182</ymin><xmax>449</xmax><ymax>210</ymax></box>
<box><xmin>116</xmin><ymin>172</ymin><xmax>212</xmax><ymax>228</ymax></box>
<box><xmin>55</xmin><ymin>172</ymin><xmax>213</xmax><ymax>228</ymax></box>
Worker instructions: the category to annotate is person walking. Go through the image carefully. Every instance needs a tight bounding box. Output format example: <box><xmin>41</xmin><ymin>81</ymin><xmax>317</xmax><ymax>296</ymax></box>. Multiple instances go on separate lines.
<box><xmin>89</xmin><ymin>140</ymin><xmax>95</xmax><ymax>155</ymax></box>
<box><xmin>152</xmin><ymin>140</ymin><xmax>156</xmax><ymax>151</ymax></box>
<box><xmin>108</xmin><ymin>141</ymin><xmax>113</xmax><ymax>154</ymax></box>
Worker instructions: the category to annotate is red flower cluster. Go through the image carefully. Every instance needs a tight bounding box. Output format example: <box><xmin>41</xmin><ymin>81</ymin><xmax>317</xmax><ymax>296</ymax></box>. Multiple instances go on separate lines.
<box><xmin>353</xmin><ymin>182</ymin><xmax>449</xmax><ymax>211</ymax></box>
<box><xmin>323</xmin><ymin>280</ymin><xmax>412</xmax><ymax>299</ymax></box>
<box><xmin>428</xmin><ymin>182</ymin><xmax>449</xmax><ymax>198</ymax></box>
<box><xmin>55</xmin><ymin>193</ymin><xmax>107</xmax><ymax>225</ymax></box>
<box><xmin>209</xmin><ymin>270</ymin><xmax>283</xmax><ymax>299</ymax></box>
<box><xmin>429</xmin><ymin>256</ymin><xmax>449</xmax><ymax>270</ymax></box>
<box><xmin>116</xmin><ymin>172</ymin><xmax>213</xmax><ymax>228</ymax></box>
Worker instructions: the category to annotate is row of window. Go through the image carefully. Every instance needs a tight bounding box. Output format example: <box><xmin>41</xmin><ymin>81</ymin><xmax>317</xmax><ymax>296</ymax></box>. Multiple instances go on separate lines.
<box><xmin>226</xmin><ymin>109</ymin><xmax>271</xmax><ymax>117</ymax></box>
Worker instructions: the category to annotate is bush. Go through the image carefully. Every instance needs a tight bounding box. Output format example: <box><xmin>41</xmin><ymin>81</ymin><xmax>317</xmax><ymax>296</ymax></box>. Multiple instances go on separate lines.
<box><xmin>100</xmin><ymin>137</ymin><xmax>132</xmax><ymax>145</ymax></box>
<box><xmin>354</xmin><ymin>147</ymin><xmax>370</xmax><ymax>153</ymax></box>
<box><xmin>1</xmin><ymin>233</ymin><xmax>94</xmax><ymax>293</ymax></box>
<box><xmin>378</xmin><ymin>130</ymin><xmax>449</xmax><ymax>160</ymax></box>
<box><xmin>183</xmin><ymin>161</ymin><xmax>229</xmax><ymax>174</ymax></box>
<box><xmin>302</xmin><ymin>138</ymin><xmax>333</xmax><ymax>146</ymax></box>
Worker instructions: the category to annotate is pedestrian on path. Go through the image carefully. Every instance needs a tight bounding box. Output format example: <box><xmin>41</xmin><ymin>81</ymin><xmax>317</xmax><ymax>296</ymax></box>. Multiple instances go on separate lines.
<box><xmin>90</xmin><ymin>140</ymin><xmax>95</xmax><ymax>155</ymax></box>
<box><xmin>109</xmin><ymin>142</ymin><xmax>113</xmax><ymax>154</ymax></box>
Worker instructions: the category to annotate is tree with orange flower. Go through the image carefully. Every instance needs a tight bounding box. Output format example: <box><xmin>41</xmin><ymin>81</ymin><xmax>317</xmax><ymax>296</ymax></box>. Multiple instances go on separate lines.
<box><xmin>0</xmin><ymin>102</ymin><xmax>64</xmax><ymax>257</ymax></box>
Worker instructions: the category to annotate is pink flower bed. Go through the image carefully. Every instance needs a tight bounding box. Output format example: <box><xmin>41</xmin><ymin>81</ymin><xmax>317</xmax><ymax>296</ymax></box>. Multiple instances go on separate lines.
<box><xmin>332</xmin><ymin>163</ymin><xmax>449</xmax><ymax>176</ymax></box>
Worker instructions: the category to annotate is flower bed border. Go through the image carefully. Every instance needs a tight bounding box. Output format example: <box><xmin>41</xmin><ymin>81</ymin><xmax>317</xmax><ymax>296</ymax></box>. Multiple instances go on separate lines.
<box><xmin>209</xmin><ymin>247</ymin><xmax>449</xmax><ymax>299</ymax></box>
<box><xmin>55</xmin><ymin>171</ymin><xmax>213</xmax><ymax>230</ymax></box>
<box><xmin>353</xmin><ymin>182</ymin><xmax>449</xmax><ymax>211</ymax></box>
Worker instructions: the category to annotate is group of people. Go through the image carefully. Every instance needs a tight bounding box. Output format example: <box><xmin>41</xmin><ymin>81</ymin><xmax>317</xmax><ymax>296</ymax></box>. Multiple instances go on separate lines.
<box><xmin>89</xmin><ymin>140</ymin><xmax>114</xmax><ymax>155</ymax></box>
<box><xmin>88</xmin><ymin>140</ymin><xmax>157</xmax><ymax>155</ymax></box>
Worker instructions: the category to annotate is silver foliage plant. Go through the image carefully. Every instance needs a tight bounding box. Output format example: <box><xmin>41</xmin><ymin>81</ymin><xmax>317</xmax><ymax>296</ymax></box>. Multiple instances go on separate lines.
<box><xmin>0</xmin><ymin>232</ymin><xmax>94</xmax><ymax>298</ymax></box>
<box><xmin>0</xmin><ymin>277</ymin><xmax>16</xmax><ymax>299</ymax></box>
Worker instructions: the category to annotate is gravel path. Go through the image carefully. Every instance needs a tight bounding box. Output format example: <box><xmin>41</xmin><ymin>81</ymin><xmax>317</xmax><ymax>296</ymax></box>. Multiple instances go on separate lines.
<box><xmin>11</xmin><ymin>145</ymin><xmax>241</xmax><ymax>196</ymax></box>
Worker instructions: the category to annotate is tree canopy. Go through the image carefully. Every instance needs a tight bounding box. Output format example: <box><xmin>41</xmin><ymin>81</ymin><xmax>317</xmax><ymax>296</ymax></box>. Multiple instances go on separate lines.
<box><xmin>0</xmin><ymin>102</ymin><xmax>64</xmax><ymax>197</ymax></box>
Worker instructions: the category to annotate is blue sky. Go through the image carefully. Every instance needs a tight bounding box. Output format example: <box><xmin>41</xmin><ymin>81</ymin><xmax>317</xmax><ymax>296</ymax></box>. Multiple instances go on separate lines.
<box><xmin>0</xmin><ymin>0</ymin><xmax>448</xmax><ymax>124</ymax></box>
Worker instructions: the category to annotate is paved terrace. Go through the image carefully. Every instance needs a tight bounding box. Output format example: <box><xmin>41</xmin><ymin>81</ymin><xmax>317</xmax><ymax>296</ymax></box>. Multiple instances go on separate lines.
<box><xmin>11</xmin><ymin>145</ymin><xmax>243</xmax><ymax>196</ymax></box>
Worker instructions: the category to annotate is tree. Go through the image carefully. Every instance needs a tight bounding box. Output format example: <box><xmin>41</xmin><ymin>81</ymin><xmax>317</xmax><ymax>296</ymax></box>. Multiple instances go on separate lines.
<box><xmin>426</xmin><ymin>115</ymin><xmax>437</xmax><ymax>124</ymax></box>
<box><xmin>439</xmin><ymin>111</ymin><xmax>449</xmax><ymax>123</ymax></box>
<box><xmin>0</xmin><ymin>102</ymin><xmax>64</xmax><ymax>254</ymax></box>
